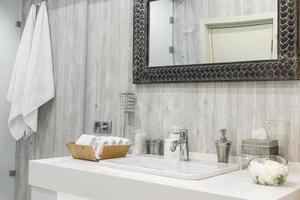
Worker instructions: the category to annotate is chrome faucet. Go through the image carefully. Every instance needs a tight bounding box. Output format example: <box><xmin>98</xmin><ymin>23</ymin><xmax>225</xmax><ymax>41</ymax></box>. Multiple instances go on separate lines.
<box><xmin>169</xmin><ymin>129</ymin><xmax>189</xmax><ymax>161</ymax></box>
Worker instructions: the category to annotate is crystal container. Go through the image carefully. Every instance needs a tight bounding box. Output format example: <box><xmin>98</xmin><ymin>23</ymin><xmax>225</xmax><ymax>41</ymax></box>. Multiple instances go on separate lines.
<box><xmin>248</xmin><ymin>156</ymin><xmax>288</xmax><ymax>186</ymax></box>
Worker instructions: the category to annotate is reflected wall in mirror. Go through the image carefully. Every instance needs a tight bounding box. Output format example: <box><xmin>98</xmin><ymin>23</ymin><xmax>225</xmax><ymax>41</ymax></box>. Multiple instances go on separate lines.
<box><xmin>133</xmin><ymin>0</ymin><xmax>298</xmax><ymax>83</ymax></box>
<box><xmin>149</xmin><ymin>0</ymin><xmax>278</xmax><ymax>67</ymax></box>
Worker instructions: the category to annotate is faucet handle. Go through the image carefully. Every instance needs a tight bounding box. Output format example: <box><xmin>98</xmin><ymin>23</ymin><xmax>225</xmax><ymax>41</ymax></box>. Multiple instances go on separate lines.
<box><xmin>180</xmin><ymin>129</ymin><xmax>188</xmax><ymax>136</ymax></box>
<box><xmin>180</xmin><ymin>129</ymin><xmax>188</xmax><ymax>140</ymax></box>
<box><xmin>173</xmin><ymin>129</ymin><xmax>188</xmax><ymax>137</ymax></box>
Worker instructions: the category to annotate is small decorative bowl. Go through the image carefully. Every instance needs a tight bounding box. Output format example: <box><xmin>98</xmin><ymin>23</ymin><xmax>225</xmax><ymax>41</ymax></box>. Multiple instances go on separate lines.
<box><xmin>248</xmin><ymin>156</ymin><xmax>288</xmax><ymax>186</ymax></box>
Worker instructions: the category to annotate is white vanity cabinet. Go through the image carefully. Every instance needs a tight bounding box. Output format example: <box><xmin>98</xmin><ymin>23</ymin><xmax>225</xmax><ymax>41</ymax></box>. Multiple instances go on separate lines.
<box><xmin>29</xmin><ymin>157</ymin><xmax>300</xmax><ymax>200</ymax></box>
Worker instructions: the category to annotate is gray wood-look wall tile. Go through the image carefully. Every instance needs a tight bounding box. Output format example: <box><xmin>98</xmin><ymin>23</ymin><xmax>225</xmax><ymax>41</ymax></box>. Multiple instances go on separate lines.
<box><xmin>84</xmin><ymin>0</ymin><xmax>133</xmax><ymax>137</ymax></box>
<box><xmin>134</xmin><ymin>81</ymin><xmax>299</xmax><ymax>160</ymax></box>
<box><xmin>17</xmin><ymin>0</ymin><xmax>300</xmax><ymax>200</ymax></box>
<box><xmin>49</xmin><ymin>0</ymin><xmax>87</xmax><ymax>156</ymax></box>
<box><xmin>290</xmin><ymin>82</ymin><xmax>300</xmax><ymax>161</ymax></box>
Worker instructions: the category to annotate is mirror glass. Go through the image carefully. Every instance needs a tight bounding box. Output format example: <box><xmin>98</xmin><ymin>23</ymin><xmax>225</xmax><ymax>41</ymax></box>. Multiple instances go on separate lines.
<box><xmin>148</xmin><ymin>0</ymin><xmax>278</xmax><ymax>67</ymax></box>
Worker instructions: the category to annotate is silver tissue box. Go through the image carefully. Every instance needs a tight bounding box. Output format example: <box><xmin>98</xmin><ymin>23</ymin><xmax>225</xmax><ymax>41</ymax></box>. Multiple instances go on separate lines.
<box><xmin>242</xmin><ymin>139</ymin><xmax>278</xmax><ymax>156</ymax></box>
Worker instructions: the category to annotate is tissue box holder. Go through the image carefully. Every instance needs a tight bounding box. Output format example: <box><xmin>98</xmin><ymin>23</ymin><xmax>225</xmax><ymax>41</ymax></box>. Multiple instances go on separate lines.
<box><xmin>242</xmin><ymin>139</ymin><xmax>278</xmax><ymax>157</ymax></box>
<box><xmin>66</xmin><ymin>142</ymin><xmax>131</xmax><ymax>162</ymax></box>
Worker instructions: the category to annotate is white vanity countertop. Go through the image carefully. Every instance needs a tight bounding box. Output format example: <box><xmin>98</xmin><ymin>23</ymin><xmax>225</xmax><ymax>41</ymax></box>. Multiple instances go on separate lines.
<box><xmin>29</xmin><ymin>157</ymin><xmax>300</xmax><ymax>200</ymax></box>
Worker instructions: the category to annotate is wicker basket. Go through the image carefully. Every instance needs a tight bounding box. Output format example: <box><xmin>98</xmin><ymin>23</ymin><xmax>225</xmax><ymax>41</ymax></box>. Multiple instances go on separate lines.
<box><xmin>242</xmin><ymin>139</ymin><xmax>278</xmax><ymax>157</ymax></box>
<box><xmin>66</xmin><ymin>142</ymin><xmax>131</xmax><ymax>162</ymax></box>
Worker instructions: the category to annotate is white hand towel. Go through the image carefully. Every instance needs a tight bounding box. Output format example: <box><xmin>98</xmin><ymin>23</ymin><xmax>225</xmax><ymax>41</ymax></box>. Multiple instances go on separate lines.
<box><xmin>94</xmin><ymin>137</ymin><xmax>131</xmax><ymax>159</ymax></box>
<box><xmin>75</xmin><ymin>135</ymin><xmax>98</xmax><ymax>152</ymax></box>
<box><xmin>7</xmin><ymin>5</ymin><xmax>37</xmax><ymax>140</ymax></box>
<box><xmin>121</xmin><ymin>138</ymin><xmax>131</xmax><ymax>145</ymax></box>
<box><xmin>95</xmin><ymin>139</ymin><xmax>109</xmax><ymax>159</ymax></box>
<box><xmin>106</xmin><ymin>137</ymin><xmax>116</xmax><ymax>145</ymax></box>
<box><xmin>113</xmin><ymin>137</ymin><xmax>123</xmax><ymax>145</ymax></box>
<box><xmin>22</xmin><ymin>2</ymin><xmax>54</xmax><ymax>135</ymax></box>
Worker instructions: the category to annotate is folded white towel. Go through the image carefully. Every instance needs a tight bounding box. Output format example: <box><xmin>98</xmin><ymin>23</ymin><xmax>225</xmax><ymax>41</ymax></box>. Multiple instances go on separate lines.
<box><xmin>75</xmin><ymin>135</ymin><xmax>98</xmax><ymax>152</ymax></box>
<box><xmin>105</xmin><ymin>136</ymin><xmax>131</xmax><ymax>145</ymax></box>
<box><xmin>121</xmin><ymin>138</ymin><xmax>131</xmax><ymax>145</ymax></box>
<box><xmin>94</xmin><ymin>139</ymin><xmax>109</xmax><ymax>159</ymax></box>
<box><xmin>106</xmin><ymin>137</ymin><xmax>116</xmax><ymax>145</ymax></box>
<box><xmin>76</xmin><ymin>136</ymin><xmax>131</xmax><ymax>159</ymax></box>
<box><xmin>112</xmin><ymin>137</ymin><xmax>123</xmax><ymax>145</ymax></box>
<box><xmin>94</xmin><ymin>137</ymin><xmax>117</xmax><ymax>159</ymax></box>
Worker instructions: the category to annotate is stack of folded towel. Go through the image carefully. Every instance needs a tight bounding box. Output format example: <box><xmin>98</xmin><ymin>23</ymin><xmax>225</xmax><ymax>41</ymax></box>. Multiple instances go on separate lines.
<box><xmin>75</xmin><ymin>134</ymin><xmax>131</xmax><ymax>159</ymax></box>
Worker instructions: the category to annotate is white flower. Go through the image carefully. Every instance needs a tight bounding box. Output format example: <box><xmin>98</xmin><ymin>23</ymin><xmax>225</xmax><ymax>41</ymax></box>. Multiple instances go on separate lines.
<box><xmin>249</xmin><ymin>159</ymin><xmax>288</xmax><ymax>186</ymax></box>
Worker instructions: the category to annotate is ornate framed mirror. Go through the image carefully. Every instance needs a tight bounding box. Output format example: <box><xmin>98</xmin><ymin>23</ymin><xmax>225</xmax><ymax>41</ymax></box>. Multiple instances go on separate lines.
<box><xmin>133</xmin><ymin>0</ymin><xmax>299</xmax><ymax>83</ymax></box>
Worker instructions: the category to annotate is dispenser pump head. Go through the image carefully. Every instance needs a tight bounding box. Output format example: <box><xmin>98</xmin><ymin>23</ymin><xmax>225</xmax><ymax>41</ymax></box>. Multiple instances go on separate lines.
<box><xmin>215</xmin><ymin>129</ymin><xmax>231</xmax><ymax>146</ymax></box>
<box><xmin>219</xmin><ymin>129</ymin><xmax>227</xmax><ymax>143</ymax></box>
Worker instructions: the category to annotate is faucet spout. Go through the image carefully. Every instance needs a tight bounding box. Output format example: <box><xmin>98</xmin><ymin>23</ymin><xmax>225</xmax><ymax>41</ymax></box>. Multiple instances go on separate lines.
<box><xmin>169</xmin><ymin>129</ymin><xmax>189</xmax><ymax>161</ymax></box>
<box><xmin>170</xmin><ymin>140</ymin><xmax>184</xmax><ymax>152</ymax></box>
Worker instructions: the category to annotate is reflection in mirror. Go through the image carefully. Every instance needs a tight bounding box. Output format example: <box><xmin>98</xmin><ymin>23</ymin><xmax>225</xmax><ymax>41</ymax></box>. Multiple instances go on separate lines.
<box><xmin>148</xmin><ymin>0</ymin><xmax>278</xmax><ymax>67</ymax></box>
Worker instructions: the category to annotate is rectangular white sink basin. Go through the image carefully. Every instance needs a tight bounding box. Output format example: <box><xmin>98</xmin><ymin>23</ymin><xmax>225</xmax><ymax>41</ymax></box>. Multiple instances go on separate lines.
<box><xmin>100</xmin><ymin>154</ymin><xmax>247</xmax><ymax>180</ymax></box>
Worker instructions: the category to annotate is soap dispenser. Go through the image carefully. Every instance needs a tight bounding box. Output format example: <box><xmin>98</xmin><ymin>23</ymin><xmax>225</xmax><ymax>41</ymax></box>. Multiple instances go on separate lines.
<box><xmin>215</xmin><ymin>129</ymin><xmax>231</xmax><ymax>163</ymax></box>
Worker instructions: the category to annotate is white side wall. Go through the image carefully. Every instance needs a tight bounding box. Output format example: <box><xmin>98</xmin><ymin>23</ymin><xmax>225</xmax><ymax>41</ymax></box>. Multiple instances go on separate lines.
<box><xmin>149</xmin><ymin>0</ymin><xmax>173</xmax><ymax>66</ymax></box>
<box><xmin>0</xmin><ymin>0</ymin><xmax>20</xmax><ymax>199</ymax></box>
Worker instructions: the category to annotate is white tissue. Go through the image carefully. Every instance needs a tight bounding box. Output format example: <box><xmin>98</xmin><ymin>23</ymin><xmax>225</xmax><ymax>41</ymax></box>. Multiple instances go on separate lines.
<box><xmin>252</xmin><ymin>128</ymin><xmax>268</xmax><ymax>140</ymax></box>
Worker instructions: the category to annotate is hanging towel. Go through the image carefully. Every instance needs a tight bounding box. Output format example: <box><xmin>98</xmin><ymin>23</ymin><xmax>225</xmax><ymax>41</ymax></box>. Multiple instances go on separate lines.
<box><xmin>22</xmin><ymin>2</ymin><xmax>54</xmax><ymax>133</ymax></box>
<box><xmin>7</xmin><ymin>5</ymin><xmax>37</xmax><ymax>140</ymax></box>
<box><xmin>7</xmin><ymin>2</ymin><xmax>54</xmax><ymax>140</ymax></box>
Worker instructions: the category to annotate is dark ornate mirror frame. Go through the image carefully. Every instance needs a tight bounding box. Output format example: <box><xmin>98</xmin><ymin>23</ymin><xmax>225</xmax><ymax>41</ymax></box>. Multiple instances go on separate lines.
<box><xmin>133</xmin><ymin>0</ymin><xmax>299</xmax><ymax>84</ymax></box>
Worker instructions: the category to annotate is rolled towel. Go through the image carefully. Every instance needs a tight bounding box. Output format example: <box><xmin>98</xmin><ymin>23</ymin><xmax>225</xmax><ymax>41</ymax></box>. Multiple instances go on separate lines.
<box><xmin>105</xmin><ymin>136</ymin><xmax>130</xmax><ymax>145</ymax></box>
<box><xmin>96</xmin><ymin>136</ymin><xmax>115</xmax><ymax>145</ymax></box>
<box><xmin>106</xmin><ymin>137</ymin><xmax>116</xmax><ymax>145</ymax></box>
<box><xmin>96</xmin><ymin>136</ymin><xmax>112</xmax><ymax>144</ymax></box>
<box><xmin>94</xmin><ymin>139</ymin><xmax>109</xmax><ymax>159</ymax></box>
<box><xmin>92</xmin><ymin>137</ymin><xmax>113</xmax><ymax>159</ymax></box>
<box><xmin>94</xmin><ymin>136</ymin><xmax>122</xmax><ymax>159</ymax></box>
<box><xmin>121</xmin><ymin>138</ymin><xmax>131</xmax><ymax>145</ymax></box>
<box><xmin>113</xmin><ymin>137</ymin><xmax>123</xmax><ymax>145</ymax></box>
<box><xmin>75</xmin><ymin>134</ymin><xmax>98</xmax><ymax>152</ymax></box>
